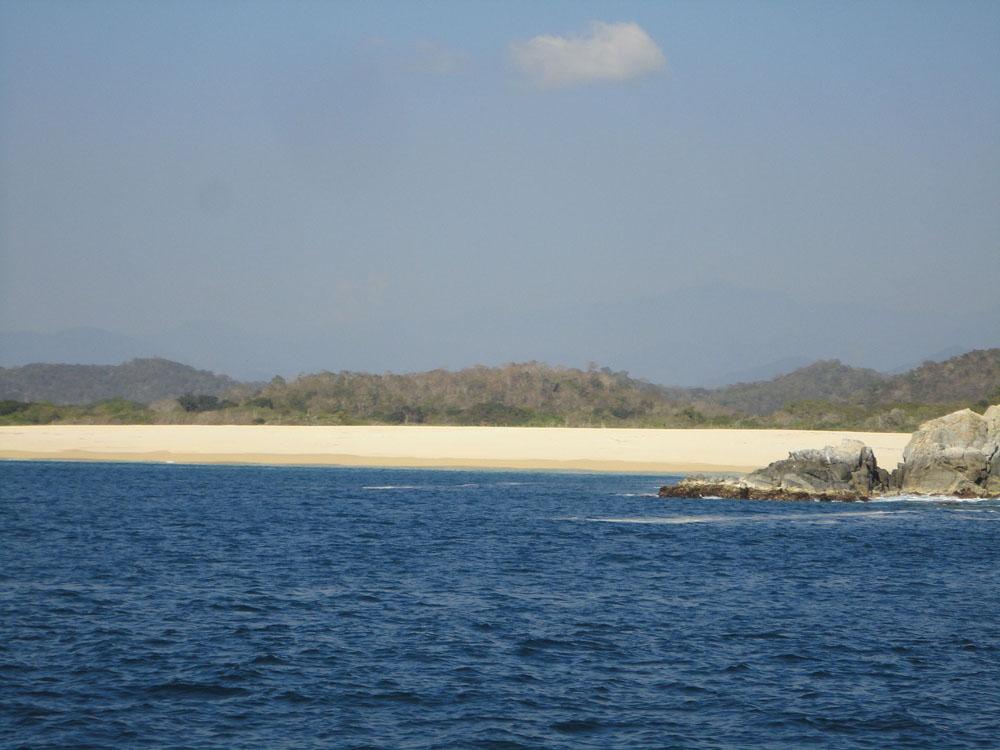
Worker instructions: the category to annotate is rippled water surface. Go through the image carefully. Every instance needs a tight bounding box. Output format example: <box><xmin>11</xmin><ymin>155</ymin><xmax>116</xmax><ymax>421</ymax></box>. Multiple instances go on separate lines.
<box><xmin>2</xmin><ymin>461</ymin><xmax>999</xmax><ymax>749</ymax></box>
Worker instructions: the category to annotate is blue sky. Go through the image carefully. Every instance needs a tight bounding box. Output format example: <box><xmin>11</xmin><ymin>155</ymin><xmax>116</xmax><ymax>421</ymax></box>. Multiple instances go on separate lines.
<box><xmin>1</xmin><ymin>1</ymin><xmax>998</xmax><ymax>382</ymax></box>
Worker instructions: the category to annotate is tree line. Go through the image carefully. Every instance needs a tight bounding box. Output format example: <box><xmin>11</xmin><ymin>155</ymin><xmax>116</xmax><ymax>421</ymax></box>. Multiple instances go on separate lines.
<box><xmin>3</xmin><ymin>356</ymin><xmax>998</xmax><ymax>432</ymax></box>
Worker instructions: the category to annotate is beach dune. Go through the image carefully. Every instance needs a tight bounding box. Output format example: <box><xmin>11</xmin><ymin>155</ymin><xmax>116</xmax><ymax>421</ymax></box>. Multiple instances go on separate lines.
<box><xmin>0</xmin><ymin>425</ymin><xmax>911</xmax><ymax>474</ymax></box>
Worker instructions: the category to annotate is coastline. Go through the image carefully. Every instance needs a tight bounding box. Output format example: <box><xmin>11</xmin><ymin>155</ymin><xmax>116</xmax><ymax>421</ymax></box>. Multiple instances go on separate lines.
<box><xmin>0</xmin><ymin>425</ymin><xmax>911</xmax><ymax>474</ymax></box>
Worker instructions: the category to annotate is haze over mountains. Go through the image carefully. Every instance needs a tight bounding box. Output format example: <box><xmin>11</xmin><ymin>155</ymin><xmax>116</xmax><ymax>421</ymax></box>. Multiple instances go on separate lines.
<box><xmin>0</xmin><ymin>359</ymin><xmax>244</xmax><ymax>406</ymax></box>
<box><xmin>2</xmin><ymin>282</ymin><xmax>997</xmax><ymax>386</ymax></box>
<box><xmin>3</xmin><ymin>4</ymin><xmax>997</xmax><ymax>425</ymax></box>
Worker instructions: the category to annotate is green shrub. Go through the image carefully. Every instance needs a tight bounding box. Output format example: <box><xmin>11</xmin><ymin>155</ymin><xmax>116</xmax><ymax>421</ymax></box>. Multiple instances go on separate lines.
<box><xmin>0</xmin><ymin>399</ymin><xmax>28</xmax><ymax>416</ymax></box>
<box><xmin>177</xmin><ymin>393</ymin><xmax>222</xmax><ymax>412</ymax></box>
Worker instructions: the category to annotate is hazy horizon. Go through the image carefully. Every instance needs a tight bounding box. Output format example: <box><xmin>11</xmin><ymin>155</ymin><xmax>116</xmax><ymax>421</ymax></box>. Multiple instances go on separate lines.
<box><xmin>0</xmin><ymin>317</ymin><xmax>990</xmax><ymax>388</ymax></box>
<box><xmin>2</xmin><ymin>2</ymin><xmax>998</xmax><ymax>384</ymax></box>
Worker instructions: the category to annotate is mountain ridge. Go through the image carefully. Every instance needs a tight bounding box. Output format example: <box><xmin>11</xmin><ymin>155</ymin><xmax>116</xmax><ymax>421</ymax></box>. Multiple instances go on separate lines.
<box><xmin>2</xmin><ymin>350</ymin><xmax>997</xmax><ymax>431</ymax></box>
<box><xmin>0</xmin><ymin>358</ymin><xmax>244</xmax><ymax>405</ymax></box>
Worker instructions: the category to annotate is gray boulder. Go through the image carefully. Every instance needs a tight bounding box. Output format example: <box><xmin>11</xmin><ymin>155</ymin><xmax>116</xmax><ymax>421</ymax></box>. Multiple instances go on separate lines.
<box><xmin>741</xmin><ymin>438</ymin><xmax>889</xmax><ymax>496</ymax></box>
<box><xmin>899</xmin><ymin>407</ymin><xmax>1000</xmax><ymax>496</ymax></box>
<box><xmin>984</xmin><ymin>405</ymin><xmax>1000</xmax><ymax>495</ymax></box>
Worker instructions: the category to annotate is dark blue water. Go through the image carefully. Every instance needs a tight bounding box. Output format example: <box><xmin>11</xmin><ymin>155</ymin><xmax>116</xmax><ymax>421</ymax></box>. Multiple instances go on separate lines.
<box><xmin>2</xmin><ymin>461</ymin><xmax>999</xmax><ymax>749</ymax></box>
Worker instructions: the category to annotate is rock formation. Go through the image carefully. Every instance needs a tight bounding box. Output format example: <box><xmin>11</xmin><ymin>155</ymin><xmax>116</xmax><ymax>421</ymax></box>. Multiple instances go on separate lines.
<box><xmin>661</xmin><ymin>439</ymin><xmax>888</xmax><ymax>502</ymax></box>
<box><xmin>896</xmin><ymin>406</ymin><xmax>1000</xmax><ymax>496</ymax></box>
<box><xmin>660</xmin><ymin>405</ymin><xmax>1000</xmax><ymax>501</ymax></box>
<box><xmin>742</xmin><ymin>439</ymin><xmax>890</xmax><ymax>495</ymax></box>
<box><xmin>988</xmin><ymin>406</ymin><xmax>1000</xmax><ymax>495</ymax></box>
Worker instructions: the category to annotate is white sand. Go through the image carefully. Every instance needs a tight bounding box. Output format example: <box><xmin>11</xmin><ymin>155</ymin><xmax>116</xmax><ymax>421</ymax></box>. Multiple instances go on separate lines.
<box><xmin>0</xmin><ymin>425</ymin><xmax>911</xmax><ymax>474</ymax></box>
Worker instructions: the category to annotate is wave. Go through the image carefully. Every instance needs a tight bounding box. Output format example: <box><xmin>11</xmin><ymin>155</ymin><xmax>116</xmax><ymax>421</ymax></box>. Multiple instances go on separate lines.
<box><xmin>586</xmin><ymin>510</ymin><xmax>916</xmax><ymax>525</ymax></box>
<box><xmin>870</xmin><ymin>494</ymin><xmax>996</xmax><ymax>504</ymax></box>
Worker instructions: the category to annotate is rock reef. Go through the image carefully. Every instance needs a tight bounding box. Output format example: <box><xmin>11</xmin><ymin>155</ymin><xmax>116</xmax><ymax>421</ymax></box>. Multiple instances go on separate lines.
<box><xmin>660</xmin><ymin>405</ymin><xmax>1000</xmax><ymax>502</ymax></box>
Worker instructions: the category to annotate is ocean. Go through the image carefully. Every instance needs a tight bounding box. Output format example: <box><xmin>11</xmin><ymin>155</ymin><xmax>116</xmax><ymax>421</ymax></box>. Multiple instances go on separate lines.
<box><xmin>2</xmin><ymin>461</ymin><xmax>998</xmax><ymax>749</ymax></box>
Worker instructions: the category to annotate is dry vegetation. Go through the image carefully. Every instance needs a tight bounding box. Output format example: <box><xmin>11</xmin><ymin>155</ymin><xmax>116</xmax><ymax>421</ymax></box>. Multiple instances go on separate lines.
<box><xmin>2</xmin><ymin>350</ymin><xmax>998</xmax><ymax>432</ymax></box>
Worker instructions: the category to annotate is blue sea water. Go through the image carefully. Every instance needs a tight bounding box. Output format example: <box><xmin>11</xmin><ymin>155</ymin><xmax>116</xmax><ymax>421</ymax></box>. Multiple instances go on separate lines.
<box><xmin>2</xmin><ymin>461</ymin><xmax>999</xmax><ymax>749</ymax></box>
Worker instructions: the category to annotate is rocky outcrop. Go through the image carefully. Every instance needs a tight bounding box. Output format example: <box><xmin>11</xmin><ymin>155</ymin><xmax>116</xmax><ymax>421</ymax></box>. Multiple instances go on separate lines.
<box><xmin>743</xmin><ymin>439</ymin><xmax>890</xmax><ymax>495</ymax></box>
<box><xmin>659</xmin><ymin>480</ymin><xmax>872</xmax><ymax>503</ymax></box>
<box><xmin>660</xmin><ymin>405</ymin><xmax>1000</xmax><ymax>502</ymax></box>
<box><xmin>986</xmin><ymin>406</ymin><xmax>1000</xmax><ymax>495</ymax></box>
<box><xmin>896</xmin><ymin>406</ymin><xmax>1000</xmax><ymax>496</ymax></box>
<box><xmin>660</xmin><ymin>439</ymin><xmax>889</xmax><ymax>502</ymax></box>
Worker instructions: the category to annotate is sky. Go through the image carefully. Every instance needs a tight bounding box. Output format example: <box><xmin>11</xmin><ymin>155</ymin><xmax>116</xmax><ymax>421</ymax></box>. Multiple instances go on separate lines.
<box><xmin>1</xmin><ymin>1</ymin><xmax>998</xmax><ymax>384</ymax></box>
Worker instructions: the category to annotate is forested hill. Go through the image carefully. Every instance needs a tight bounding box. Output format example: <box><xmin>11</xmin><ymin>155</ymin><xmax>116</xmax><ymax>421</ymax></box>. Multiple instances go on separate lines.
<box><xmin>0</xmin><ymin>358</ymin><xmax>242</xmax><ymax>404</ymax></box>
<box><xmin>231</xmin><ymin>364</ymin><xmax>687</xmax><ymax>426</ymax></box>
<box><xmin>693</xmin><ymin>349</ymin><xmax>1000</xmax><ymax>414</ymax></box>
<box><xmin>696</xmin><ymin>360</ymin><xmax>889</xmax><ymax>414</ymax></box>
<box><xmin>1</xmin><ymin>350</ymin><xmax>998</xmax><ymax>431</ymax></box>
<box><xmin>856</xmin><ymin>349</ymin><xmax>1000</xmax><ymax>405</ymax></box>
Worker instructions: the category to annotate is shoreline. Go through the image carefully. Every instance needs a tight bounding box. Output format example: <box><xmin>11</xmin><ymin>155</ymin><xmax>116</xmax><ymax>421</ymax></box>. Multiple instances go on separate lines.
<box><xmin>0</xmin><ymin>425</ymin><xmax>911</xmax><ymax>474</ymax></box>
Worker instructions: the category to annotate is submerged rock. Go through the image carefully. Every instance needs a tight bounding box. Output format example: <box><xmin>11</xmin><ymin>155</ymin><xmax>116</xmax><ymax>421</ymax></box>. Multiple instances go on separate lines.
<box><xmin>658</xmin><ymin>480</ymin><xmax>871</xmax><ymax>503</ymax></box>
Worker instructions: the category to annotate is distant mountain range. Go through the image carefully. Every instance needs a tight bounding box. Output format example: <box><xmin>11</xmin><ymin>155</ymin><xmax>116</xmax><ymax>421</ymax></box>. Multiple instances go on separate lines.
<box><xmin>2</xmin><ymin>282</ymin><xmax>998</xmax><ymax>386</ymax></box>
<box><xmin>0</xmin><ymin>324</ymin><xmax>289</xmax><ymax>383</ymax></box>
<box><xmin>2</xmin><ymin>349</ymin><xmax>998</xmax><ymax>416</ymax></box>
<box><xmin>0</xmin><ymin>359</ymin><xmax>244</xmax><ymax>405</ymax></box>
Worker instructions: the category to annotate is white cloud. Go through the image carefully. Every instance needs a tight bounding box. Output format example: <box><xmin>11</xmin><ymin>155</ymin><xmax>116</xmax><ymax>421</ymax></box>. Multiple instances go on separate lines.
<box><xmin>508</xmin><ymin>21</ymin><xmax>666</xmax><ymax>89</ymax></box>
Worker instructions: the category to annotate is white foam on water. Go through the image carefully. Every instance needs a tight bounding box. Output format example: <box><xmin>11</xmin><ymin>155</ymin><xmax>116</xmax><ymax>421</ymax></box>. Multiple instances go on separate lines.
<box><xmin>589</xmin><ymin>515</ymin><xmax>738</xmax><ymax>525</ymax></box>
<box><xmin>586</xmin><ymin>510</ymin><xmax>915</xmax><ymax>525</ymax></box>
<box><xmin>362</xmin><ymin>485</ymin><xmax>420</xmax><ymax>490</ymax></box>
<box><xmin>870</xmin><ymin>494</ymin><xmax>992</xmax><ymax>504</ymax></box>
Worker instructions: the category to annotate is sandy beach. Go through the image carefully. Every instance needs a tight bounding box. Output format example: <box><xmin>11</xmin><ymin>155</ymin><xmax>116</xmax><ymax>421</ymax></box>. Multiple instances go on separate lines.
<box><xmin>0</xmin><ymin>425</ymin><xmax>911</xmax><ymax>474</ymax></box>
